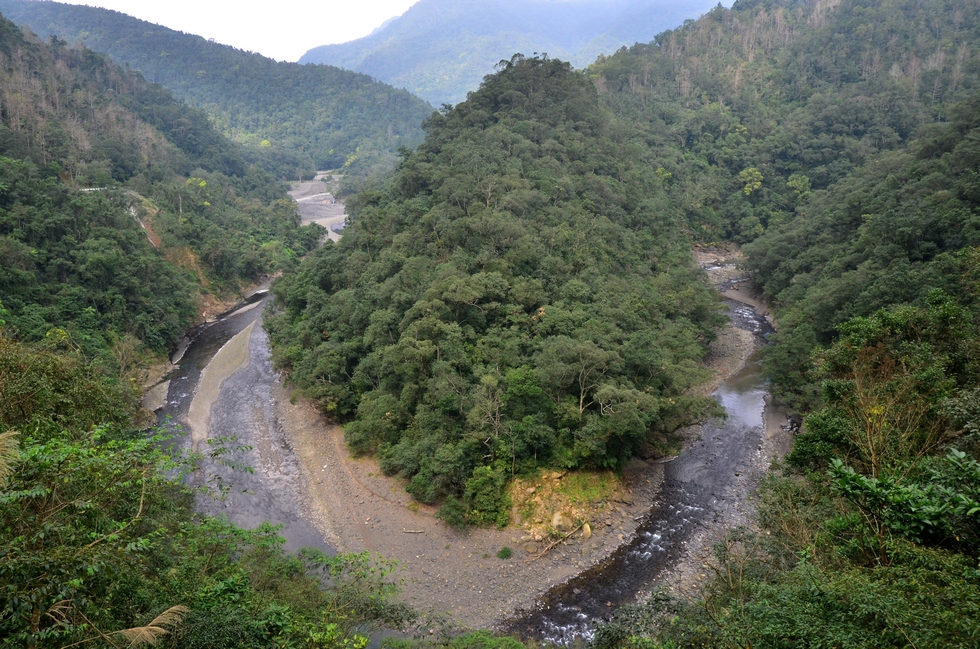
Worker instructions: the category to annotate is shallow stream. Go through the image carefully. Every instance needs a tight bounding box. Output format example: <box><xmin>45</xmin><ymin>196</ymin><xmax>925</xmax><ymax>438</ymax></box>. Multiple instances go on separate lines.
<box><xmin>156</xmin><ymin>262</ymin><xmax>773</xmax><ymax>641</ymax></box>
<box><xmin>503</xmin><ymin>290</ymin><xmax>774</xmax><ymax>644</ymax></box>
<box><xmin>159</xmin><ymin>294</ymin><xmax>333</xmax><ymax>554</ymax></box>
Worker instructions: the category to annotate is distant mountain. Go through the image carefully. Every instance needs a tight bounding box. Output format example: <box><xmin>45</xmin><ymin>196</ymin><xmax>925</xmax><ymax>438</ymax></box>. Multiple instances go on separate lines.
<box><xmin>299</xmin><ymin>0</ymin><xmax>720</xmax><ymax>106</ymax></box>
<box><xmin>0</xmin><ymin>0</ymin><xmax>434</xmax><ymax>177</ymax></box>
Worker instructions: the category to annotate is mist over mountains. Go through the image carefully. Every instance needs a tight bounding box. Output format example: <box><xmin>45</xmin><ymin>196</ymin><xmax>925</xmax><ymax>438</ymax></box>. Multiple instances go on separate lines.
<box><xmin>299</xmin><ymin>0</ymin><xmax>721</xmax><ymax>105</ymax></box>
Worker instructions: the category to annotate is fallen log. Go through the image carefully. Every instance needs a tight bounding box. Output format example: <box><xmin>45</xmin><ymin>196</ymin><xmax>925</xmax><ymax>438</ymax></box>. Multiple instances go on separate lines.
<box><xmin>531</xmin><ymin>522</ymin><xmax>586</xmax><ymax>561</ymax></box>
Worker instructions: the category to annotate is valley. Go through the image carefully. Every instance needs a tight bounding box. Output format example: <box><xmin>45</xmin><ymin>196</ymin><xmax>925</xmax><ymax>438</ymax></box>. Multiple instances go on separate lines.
<box><xmin>148</xmin><ymin>234</ymin><xmax>785</xmax><ymax>633</ymax></box>
<box><xmin>2</xmin><ymin>0</ymin><xmax>979</xmax><ymax>646</ymax></box>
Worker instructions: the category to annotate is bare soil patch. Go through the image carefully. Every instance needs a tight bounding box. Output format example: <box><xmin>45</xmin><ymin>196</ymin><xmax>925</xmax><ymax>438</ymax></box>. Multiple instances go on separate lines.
<box><xmin>276</xmin><ymin>388</ymin><xmax>668</xmax><ymax>630</ymax></box>
<box><xmin>289</xmin><ymin>178</ymin><xmax>346</xmax><ymax>241</ymax></box>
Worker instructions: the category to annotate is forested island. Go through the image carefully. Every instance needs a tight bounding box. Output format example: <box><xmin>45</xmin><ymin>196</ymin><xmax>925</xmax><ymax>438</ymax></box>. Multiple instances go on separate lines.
<box><xmin>3</xmin><ymin>0</ymin><xmax>980</xmax><ymax>646</ymax></box>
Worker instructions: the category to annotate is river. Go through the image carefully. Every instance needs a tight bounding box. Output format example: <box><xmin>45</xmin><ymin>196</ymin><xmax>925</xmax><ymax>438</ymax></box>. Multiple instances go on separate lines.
<box><xmin>158</xmin><ymin>292</ymin><xmax>334</xmax><ymax>555</ymax></box>
<box><xmin>503</xmin><ymin>283</ymin><xmax>774</xmax><ymax>643</ymax></box>
<box><xmin>154</xmin><ymin>247</ymin><xmax>776</xmax><ymax>640</ymax></box>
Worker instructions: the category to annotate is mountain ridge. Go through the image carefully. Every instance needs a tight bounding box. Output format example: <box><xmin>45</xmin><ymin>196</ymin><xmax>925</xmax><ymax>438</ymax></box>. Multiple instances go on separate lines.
<box><xmin>0</xmin><ymin>0</ymin><xmax>434</xmax><ymax>177</ymax></box>
<box><xmin>300</xmin><ymin>0</ymin><xmax>722</xmax><ymax>105</ymax></box>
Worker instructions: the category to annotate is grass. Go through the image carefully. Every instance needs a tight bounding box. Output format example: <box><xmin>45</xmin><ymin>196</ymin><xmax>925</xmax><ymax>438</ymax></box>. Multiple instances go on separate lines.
<box><xmin>496</xmin><ymin>546</ymin><xmax>512</xmax><ymax>560</ymax></box>
<box><xmin>555</xmin><ymin>471</ymin><xmax>618</xmax><ymax>505</ymax></box>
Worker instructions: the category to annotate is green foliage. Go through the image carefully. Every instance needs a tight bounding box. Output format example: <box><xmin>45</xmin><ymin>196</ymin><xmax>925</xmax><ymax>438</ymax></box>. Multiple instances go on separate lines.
<box><xmin>586</xmin><ymin>4</ymin><xmax>980</xmax><ymax>641</ymax></box>
<box><xmin>596</xmin><ymin>291</ymin><xmax>980</xmax><ymax>647</ymax></box>
<box><xmin>0</xmin><ymin>337</ymin><xmax>414</xmax><ymax>648</ymax></box>
<box><xmin>830</xmin><ymin>449</ymin><xmax>980</xmax><ymax>556</ymax></box>
<box><xmin>0</xmin><ymin>335</ymin><xmax>133</xmax><ymax>433</ymax></box>
<box><xmin>0</xmin><ymin>0</ymin><xmax>433</xmax><ymax>175</ymax></box>
<box><xmin>0</xmin><ymin>16</ymin><xmax>322</xmax><ymax>360</ymax></box>
<box><xmin>590</xmin><ymin>0</ymin><xmax>980</xmax><ymax>246</ymax></box>
<box><xmin>496</xmin><ymin>546</ymin><xmax>512</xmax><ymax>559</ymax></box>
<box><xmin>787</xmin><ymin>295</ymin><xmax>976</xmax><ymax>472</ymax></box>
<box><xmin>597</xmin><ymin>509</ymin><xmax>980</xmax><ymax>649</ymax></box>
<box><xmin>464</xmin><ymin>465</ymin><xmax>511</xmax><ymax>528</ymax></box>
<box><xmin>435</xmin><ymin>496</ymin><xmax>468</xmax><ymax>531</ymax></box>
<box><xmin>267</xmin><ymin>55</ymin><xmax>723</xmax><ymax>514</ymax></box>
<box><xmin>384</xmin><ymin>630</ymin><xmax>529</xmax><ymax>649</ymax></box>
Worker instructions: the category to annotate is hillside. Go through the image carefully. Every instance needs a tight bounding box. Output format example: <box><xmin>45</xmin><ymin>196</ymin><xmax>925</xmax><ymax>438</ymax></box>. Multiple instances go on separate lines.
<box><xmin>265</xmin><ymin>54</ymin><xmax>724</xmax><ymax>524</ymax></box>
<box><xmin>0</xmin><ymin>14</ymin><xmax>321</xmax><ymax>366</ymax></box>
<box><xmin>0</xmin><ymin>0</ymin><xmax>434</xmax><ymax>178</ymax></box>
<box><xmin>275</xmin><ymin>0</ymin><xmax>980</xmax><ymax>644</ymax></box>
<box><xmin>580</xmin><ymin>0</ymin><xmax>980</xmax><ymax>645</ymax></box>
<box><xmin>588</xmin><ymin>0</ymin><xmax>980</xmax><ymax>243</ymax></box>
<box><xmin>583</xmin><ymin>0</ymin><xmax>980</xmax><ymax>404</ymax></box>
<box><xmin>299</xmin><ymin>0</ymin><xmax>719</xmax><ymax>106</ymax></box>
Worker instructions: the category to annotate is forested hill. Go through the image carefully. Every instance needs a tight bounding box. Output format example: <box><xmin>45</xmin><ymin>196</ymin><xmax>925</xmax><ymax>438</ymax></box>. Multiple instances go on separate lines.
<box><xmin>266</xmin><ymin>55</ymin><xmax>724</xmax><ymax>526</ymax></box>
<box><xmin>586</xmin><ymin>0</ymin><xmax>980</xmax><ymax>403</ymax></box>
<box><xmin>300</xmin><ymin>0</ymin><xmax>719</xmax><ymax>106</ymax></box>
<box><xmin>0</xmin><ymin>0</ymin><xmax>434</xmax><ymax>179</ymax></box>
<box><xmin>581</xmin><ymin>1</ymin><xmax>980</xmax><ymax>645</ymax></box>
<box><xmin>589</xmin><ymin>0</ymin><xmax>979</xmax><ymax>244</ymax></box>
<box><xmin>0</xmin><ymin>14</ymin><xmax>322</xmax><ymax>367</ymax></box>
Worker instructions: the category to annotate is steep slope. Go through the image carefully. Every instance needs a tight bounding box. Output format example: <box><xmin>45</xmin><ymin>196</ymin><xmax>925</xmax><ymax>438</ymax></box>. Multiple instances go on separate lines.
<box><xmin>581</xmin><ymin>0</ymin><xmax>980</xmax><ymax>404</ymax></box>
<box><xmin>0</xmin><ymin>0</ymin><xmax>434</xmax><ymax>177</ymax></box>
<box><xmin>580</xmin><ymin>1</ymin><xmax>980</xmax><ymax>646</ymax></box>
<box><xmin>0</xmin><ymin>15</ymin><xmax>321</xmax><ymax>363</ymax></box>
<box><xmin>589</xmin><ymin>0</ymin><xmax>980</xmax><ymax>244</ymax></box>
<box><xmin>299</xmin><ymin>0</ymin><xmax>720</xmax><ymax>106</ymax></box>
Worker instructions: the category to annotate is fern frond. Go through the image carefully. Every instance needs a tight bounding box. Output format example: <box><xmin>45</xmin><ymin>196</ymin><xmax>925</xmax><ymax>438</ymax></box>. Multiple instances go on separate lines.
<box><xmin>117</xmin><ymin>605</ymin><xmax>190</xmax><ymax>647</ymax></box>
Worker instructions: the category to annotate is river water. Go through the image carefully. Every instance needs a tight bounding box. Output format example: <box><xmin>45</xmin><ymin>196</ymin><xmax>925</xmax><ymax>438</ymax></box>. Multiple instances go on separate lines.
<box><xmin>156</xmin><ymin>262</ymin><xmax>773</xmax><ymax>641</ymax></box>
<box><xmin>503</xmin><ymin>287</ymin><xmax>774</xmax><ymax>644</ymax></box>
<box><xmin>158</xmin><ymin>294</ymin><xmax>334</xmax><ymax>555</ymax></box>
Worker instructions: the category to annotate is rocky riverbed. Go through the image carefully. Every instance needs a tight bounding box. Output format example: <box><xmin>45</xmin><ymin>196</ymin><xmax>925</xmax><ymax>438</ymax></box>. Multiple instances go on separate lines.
<box><xmin>155</xmin><ymin>240</ymin><xmax>788</xmax><ymax>635</ymax></box>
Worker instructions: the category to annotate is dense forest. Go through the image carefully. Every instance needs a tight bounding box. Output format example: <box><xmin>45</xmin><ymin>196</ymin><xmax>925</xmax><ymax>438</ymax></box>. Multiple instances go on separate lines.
<box><xmin>299</xmin><ymin>0</ymin><xmax>718</xmax><ymax>106</ymax></box>
<box><xmin>266</xmin><ymin>55</ymin><xmax>724</xmax><ymax>526</ymax></box>
<box><xmin>0</xmin><ymin>15</ymin><xmax>424</xmax><ymax>649</ymax></box>
<box><xmin>593</xmin><ymin>96</ymin><xmax>980</xmax><ymax>648</ymax></box>
<box><xmin>0</xmin><ymin>334</ymin><xmax>416</xmax><ymax>647</ymax></box>
<box><xmin>0</xmin><ymin>0</ymin><xmax>434</xmax><ymax>180</ymax></box>
<box><xmin>574</xmin><ymin>0</ymin><xmax>980</xmax><ymax>645</ymax></box>
<box><xmin>589</xmin><ymin>0</ymin><xmax>979</xmax><ymax>244</ymax></box>
<box><xmin>0</xmin><ymin>14</ymin><xmax>322</xmax><ymax>368</ymax></box>
<box><xmin>4</xmin><ymin>0</ymin><xmax>980</xmax><ymax>645</ymax></box>
<box><xmin>276</xmin><ymin>0</ymin><xmax>980</xmax><ymax>644</ymax></box>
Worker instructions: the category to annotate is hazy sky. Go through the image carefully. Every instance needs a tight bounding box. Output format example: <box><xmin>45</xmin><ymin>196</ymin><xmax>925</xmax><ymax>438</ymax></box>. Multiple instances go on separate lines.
<box><xmin>60</xmin><ymin>1</ymin><xmax>419</xmax><ymax>62</ymax></box>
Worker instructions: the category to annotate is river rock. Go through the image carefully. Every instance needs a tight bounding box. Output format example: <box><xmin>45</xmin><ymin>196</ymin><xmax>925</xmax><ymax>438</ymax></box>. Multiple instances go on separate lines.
<box><xmin>582</xmin><ymin>522</ymin><xmax>592</xmax><ymax>540</ymax></box>
<box><xmin>141</xmin><ymin>380</ymin><xmax>170</xmax><ymax>412</ymax></box>
<box><xmin>616</xmin><ymin>492</ymin><xmax>635</xmax><ymax>506</ymax></box>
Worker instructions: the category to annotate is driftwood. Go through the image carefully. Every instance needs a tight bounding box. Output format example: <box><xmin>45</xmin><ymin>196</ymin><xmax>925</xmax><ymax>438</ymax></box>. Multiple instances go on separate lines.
<box><xmin>530</xmin><ymin>522</ymin><xmax>586</xmax><ymax>561</ymax></box>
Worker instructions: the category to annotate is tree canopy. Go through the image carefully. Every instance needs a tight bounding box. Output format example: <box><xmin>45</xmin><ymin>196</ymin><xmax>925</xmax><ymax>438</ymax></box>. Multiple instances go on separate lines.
<box><xmin>0</xmin><ymin>15</ymin><xmax>322</xmax><ymax>366</ymax></box>
<box><xmin>266</xmin><ymin>55</ymin><xmax>724</xmax><ymax>523</ymax></box>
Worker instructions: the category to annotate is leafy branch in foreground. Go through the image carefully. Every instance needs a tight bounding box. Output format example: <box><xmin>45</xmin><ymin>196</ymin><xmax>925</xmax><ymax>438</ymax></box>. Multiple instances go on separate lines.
<box><xmin>0</xmin><ymin>336</ymin><xmax>415</xmax><ymax>647</ymax></box>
